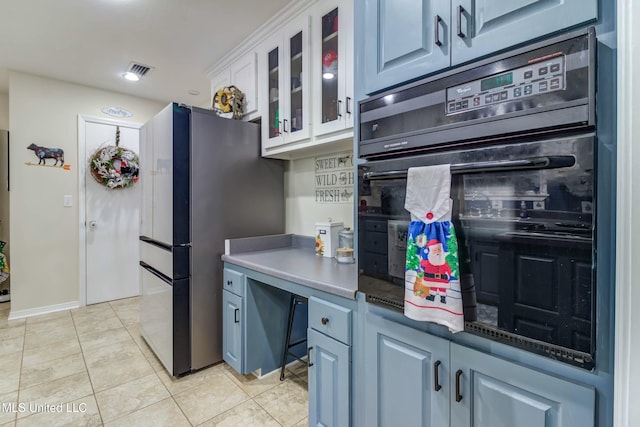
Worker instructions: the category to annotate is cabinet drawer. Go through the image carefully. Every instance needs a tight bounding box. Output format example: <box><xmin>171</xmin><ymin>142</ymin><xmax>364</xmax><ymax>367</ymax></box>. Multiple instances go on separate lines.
<box><xmin>364</xmin><ymin>220</ymin><xmax>386</xmax><ymax>232</ymax></box>
<box><xmin>309</xmin><ymin>296</ymin><xmax>352</xmax><ymax>345</ymax></box>
<box><xmin>223</xmin><ymin>268</ymin><xmax>244</xmax><ymax>297</ymax></box>
<box><xmin>361</xmin><ymin>253</ymin><xmax>388</xmax><ymax>276</ymax></box>
<box><xmin>364</xmin><ymin>232</ymin><xmax>388</xmax><ymax>254</ymax></box>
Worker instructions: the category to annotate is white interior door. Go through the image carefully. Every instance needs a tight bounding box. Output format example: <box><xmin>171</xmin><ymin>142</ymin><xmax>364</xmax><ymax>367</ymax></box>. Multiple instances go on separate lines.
<box><xmin>85</xmin><ymin>122</ymin><xmax>141</xmax><ymax>304</ymax></box>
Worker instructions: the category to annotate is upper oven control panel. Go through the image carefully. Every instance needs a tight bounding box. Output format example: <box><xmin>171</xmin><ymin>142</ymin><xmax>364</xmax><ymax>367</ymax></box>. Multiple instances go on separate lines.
<box><xmin>446</xmin><ymin>56</ymin><xmax>566</xmax><ymax>115</ymax></box>
<box><xmin>358</xmin><ymin>26</ymin><xmax>594</xmax><ymax>158</ymax></box>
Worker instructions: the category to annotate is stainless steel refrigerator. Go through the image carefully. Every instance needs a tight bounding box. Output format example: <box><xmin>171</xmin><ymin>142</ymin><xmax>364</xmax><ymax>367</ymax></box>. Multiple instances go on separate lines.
<box><xmin>139</xmin><ymin>103</ymin><xmax>284</xmax><ymax>376</ymax></box>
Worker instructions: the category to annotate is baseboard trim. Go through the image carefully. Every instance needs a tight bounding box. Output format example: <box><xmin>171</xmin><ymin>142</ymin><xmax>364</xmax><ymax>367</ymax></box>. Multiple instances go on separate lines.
<box><xmin>8</xmin><ymin>301</ymin><xmax>80</xmax><ymax>320</ymax></box>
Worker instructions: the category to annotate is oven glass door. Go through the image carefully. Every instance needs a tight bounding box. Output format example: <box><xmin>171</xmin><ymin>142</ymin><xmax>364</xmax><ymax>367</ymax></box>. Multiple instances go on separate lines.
<box><xmin>358</xmin><ymin>134</ymin><xmax>595</xmax><ymax>364</ymax></box>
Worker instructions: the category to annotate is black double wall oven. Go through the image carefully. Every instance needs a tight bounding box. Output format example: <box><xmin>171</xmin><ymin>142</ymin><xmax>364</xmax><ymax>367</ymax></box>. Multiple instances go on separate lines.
<box><xmin>357</xmin><ymin>28</ymin><xmax>597</xmax><ymax>368</ymax></box>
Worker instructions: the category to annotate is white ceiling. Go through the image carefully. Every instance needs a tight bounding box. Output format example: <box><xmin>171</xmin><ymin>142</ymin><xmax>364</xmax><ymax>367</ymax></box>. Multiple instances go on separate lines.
<box><xmin>0</xmin><ymin>0</ymin><xmax>291</xmax><ymax>107</ymax></box>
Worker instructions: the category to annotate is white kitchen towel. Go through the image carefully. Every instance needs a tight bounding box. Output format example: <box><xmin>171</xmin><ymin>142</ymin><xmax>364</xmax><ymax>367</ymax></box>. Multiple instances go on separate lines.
<box><xmin>403</xmin><ymin>165</ymin><xmax>464</xmax><ymax>333</ymax></box>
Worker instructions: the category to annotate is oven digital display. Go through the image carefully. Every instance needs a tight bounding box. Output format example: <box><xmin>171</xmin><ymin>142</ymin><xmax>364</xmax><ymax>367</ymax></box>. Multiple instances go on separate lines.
<box><xmin>480</xmin><ymin>72</ymin><xmax>514</xmax><ymax>91</ymax></box>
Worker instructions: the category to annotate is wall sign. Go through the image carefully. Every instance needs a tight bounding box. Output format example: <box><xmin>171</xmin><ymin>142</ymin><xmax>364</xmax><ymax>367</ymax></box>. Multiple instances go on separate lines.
<box><xmin>314</xmin><ymin>152</ymin><xmax>354</xmax><ymax>204</ymax></box>
<box><xmin>102</xmin><ymin>107</ymin><xmax>133</xmax><ymax>118</ymax></box>
<box><xmin>25</xmin><ymin>143</ymin><xmax>71</xmax><ymax>171</ymax></box>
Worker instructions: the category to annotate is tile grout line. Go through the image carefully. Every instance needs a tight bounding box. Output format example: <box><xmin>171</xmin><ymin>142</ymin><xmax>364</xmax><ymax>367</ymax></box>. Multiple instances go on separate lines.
<box><xmin>219</xmin><ymin>363</ymin><xmax>308</xmax><ymax>426</ymax></box>
<box><xmin>117</xmin><ymin>314</ymin><xmax>194</xmax><ymax>426</ymax></box>
<box><xmin>9</xmin><ymin>299</ymin><xmax>309</xmax><ymax>427</ymax></box>
<box><xmin>188</xmin><ymin>367</ymin><xmax>274</xmax><ymax>427</ymax></box>
<box><xmin>98</xmin><ymin>301</ymin><xmax>165</xmax><ymax>426</ymax></box>
<box><xmin>71</xmin><ymin>307</ymin><xmax>106</xmax><ymax>426</ymax></box>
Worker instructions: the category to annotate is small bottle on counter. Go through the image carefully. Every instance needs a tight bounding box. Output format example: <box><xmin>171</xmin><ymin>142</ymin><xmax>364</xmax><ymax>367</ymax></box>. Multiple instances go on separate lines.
<box><xmin>336</xmin><ymin>227</ymin><xmax>355</xmax><ymax>264</ymax></box>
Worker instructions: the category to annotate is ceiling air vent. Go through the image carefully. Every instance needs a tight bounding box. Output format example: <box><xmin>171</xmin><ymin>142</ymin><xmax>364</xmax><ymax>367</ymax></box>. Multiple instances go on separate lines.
<box><xmin>127</xmin><ymin>62</ymin><xmax>154</xmax><ymax>79</ymax></box>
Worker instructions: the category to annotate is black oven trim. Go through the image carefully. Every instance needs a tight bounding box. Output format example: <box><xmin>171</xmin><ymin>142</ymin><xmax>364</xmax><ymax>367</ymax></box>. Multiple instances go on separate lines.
<box><xmin>358</xmin><ymin>133</ymin><xmax>597</xmax><ymax>369</ymax></box>
<box><xmin>358</xmin><ymin>26</ymin><xmax>596</xmax><ymax>159</ymax></box>
<box><xmin>465</xmin><ymin>322</ymin><xmax>594</xmax><ymax>369</ymax></box>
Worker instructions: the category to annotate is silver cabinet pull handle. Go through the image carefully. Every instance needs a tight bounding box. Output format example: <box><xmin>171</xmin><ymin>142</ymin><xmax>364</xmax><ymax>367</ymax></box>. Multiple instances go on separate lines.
<box><xmin>434</xmin><ymin>360</ymin><xmax>442</xmax><ymax>391</ymax></box>
<box><xmin>455</xmin><ymin>369</ymin><xmax>463</xmax><ymax>402</ymax></box>
<box><xmin>457</xmin><ymin>5</ymin><xmax>466</xmax><ymax>39</ymax></box>
<box><xmin>307</xmin><ymin>346</ymin><xmax>314</xmax><ymax>367</ymax></box>
<box><xmin>234</xmin><ymin>308</ymin><xmax>239</xmax><ymax>323</ymax></box>
<box><xmin>435</xmin><ymin>15</ymin><xmax>443</xmax><ymax>46</ymax></box>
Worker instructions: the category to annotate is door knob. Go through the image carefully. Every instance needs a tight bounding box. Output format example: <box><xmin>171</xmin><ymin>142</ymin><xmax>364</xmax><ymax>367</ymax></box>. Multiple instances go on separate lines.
<box><xmin>88</xmin><ymin>221</ymin><xmax>97</xmax><ymax>230</ymax></box>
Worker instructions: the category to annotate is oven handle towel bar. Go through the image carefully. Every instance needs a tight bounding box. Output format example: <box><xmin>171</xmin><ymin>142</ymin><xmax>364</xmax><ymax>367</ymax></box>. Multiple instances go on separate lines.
<box><xmin>362</xmin><ymin>155</ymin><xmax>576</xmax><ymax>181</ymax></box>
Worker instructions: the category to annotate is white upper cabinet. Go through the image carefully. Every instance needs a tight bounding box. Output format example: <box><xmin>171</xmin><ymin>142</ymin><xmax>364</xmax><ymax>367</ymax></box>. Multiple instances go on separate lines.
<box><xmin>209</xmin><ymin>51</ymin><xmax>258</xmax><ymax>120</ymax></box>
<box><xmin>312</xmin><ymin>0</ymin><xmax>354</xmax><ymax>137</ymax></box>
<box><xmin>208</xmin><ymin>0</ymin><xmax>355</xmax><ymax>159</ymax></box>
<box><xmin>230</xmin><ymin>52</ymin><xmax>258</xmax><ymax>116</ymax></box>
<box><xmin>261</xmin><ymin>13</ymin><xmax>312</xmax><ymax>152</ymax></box>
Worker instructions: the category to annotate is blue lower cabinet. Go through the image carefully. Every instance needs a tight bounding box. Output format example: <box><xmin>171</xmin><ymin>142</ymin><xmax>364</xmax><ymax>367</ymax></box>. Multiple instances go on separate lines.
<box><xmin>450</xmin><ymin>343</ymin><xmax>595</xmax><ymax>427</ymax></box>
<box><xmin>364</xmin><ymin>313</ymin><xmax>450</xmax><ymax>427</ymax></box>
<box><xmin>308</xmin><ymin>328</ymin><xmax>350</xmax><ymax>427</ymax></box>
<box><xmin>222</xmin><ymin>290</ymin><xmax>243</xmax><ymax>373</ymax></box>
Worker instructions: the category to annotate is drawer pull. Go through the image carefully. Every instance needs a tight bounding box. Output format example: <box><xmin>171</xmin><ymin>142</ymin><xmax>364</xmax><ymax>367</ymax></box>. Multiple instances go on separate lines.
<box><xmin>227</xmin><ymin>280</ymin><xmax>232</xmax><ymax>286</ymax></box>
<box><xmin>455</xmin><ymin>369</ymin><xmax>463</xmax><ymax>402</ymax></box>
<box><xmin>434</xmin><ymin>360</ymin><xmax>442</xmax><ymax>391</ymax></box>
<box><xmin>321</xmin><ymin>317</ymin><xmax>329</xmax><ymax>325</ymax></box>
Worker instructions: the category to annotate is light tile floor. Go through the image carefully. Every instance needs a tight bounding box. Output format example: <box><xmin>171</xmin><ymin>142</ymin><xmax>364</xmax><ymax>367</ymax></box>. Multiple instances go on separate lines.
<box><xmin>0</xmin><ymin>297</ymin><xmax>309</xmax><ymax>426</ymax></box>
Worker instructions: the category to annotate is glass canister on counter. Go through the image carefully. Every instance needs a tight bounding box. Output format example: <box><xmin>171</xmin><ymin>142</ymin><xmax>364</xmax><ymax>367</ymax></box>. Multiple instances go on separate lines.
<box><xmin>335</xmin><ymin>227</ymin><xmax>354</xmax><ymax>264</ymax></box>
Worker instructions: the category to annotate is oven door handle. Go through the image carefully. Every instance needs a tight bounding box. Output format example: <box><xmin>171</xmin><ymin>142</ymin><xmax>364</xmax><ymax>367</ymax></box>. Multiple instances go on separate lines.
<box><xmin>362</xmin><ymin>156</ymin><xmax>575</xmax><ymax>180</ymax></box>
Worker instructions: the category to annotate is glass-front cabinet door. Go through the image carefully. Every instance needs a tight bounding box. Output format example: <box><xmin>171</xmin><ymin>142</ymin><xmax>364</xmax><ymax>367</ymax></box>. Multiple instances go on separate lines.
<box><xmin>262</xmin><ymin>17</ymin><xmax>310</xmax><ymax>151</ymax></box>
<box><xmin>314</xmin><ymin>0</ymin><xmax>353</xmax><ymax>136</ymax></box>
<box><xmin>265</xmin><ymin>43</ymin><xmax>283</xmax><ymax>147</ymax></box>
<box><xmin>321</xmin><ymin>7</ymin><xmax>339</xmax><ymax>125</ymax></box>
<box><xmin>283</xmin><ymin>15</ymin><xmax>310</xmax><ymax>143</ymax></box>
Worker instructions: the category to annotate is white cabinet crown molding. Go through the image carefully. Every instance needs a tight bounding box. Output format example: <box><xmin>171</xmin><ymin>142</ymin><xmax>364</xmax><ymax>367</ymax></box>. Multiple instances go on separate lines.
<box><xmin>206</xmin><ymin>0</ymin><xmax>316</xmax><ymax>78</ymax></box>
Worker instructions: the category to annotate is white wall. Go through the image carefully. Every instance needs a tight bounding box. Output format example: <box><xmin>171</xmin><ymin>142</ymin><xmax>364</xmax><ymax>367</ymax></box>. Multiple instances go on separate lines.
<box><xmin>0</xmin><ymin>93</ymin><xmax>8</xmax><ymax>292</ymax></box>
<box><xmin>8</xmin><ymin>72</ymin><xmax>164</xmax><ymax>315</ymax></box>
<box><xmin>0</xmin><ymin>131</ymin><xmax>9</xmax><ymax>292</ymax></box>
<box><xmin>0</xmin><ymin>93</ymin><xmax>8</xmax><ymax>130</ymax></box>
<box><xmin>615</xmin><ymin>2</ymin><xmax>639</xmax><ymax>425</ymax></box>
<box><xmin>285</xmin><ymin>151</ymin><xmax>355</xmax><ymax>235</ymax></box>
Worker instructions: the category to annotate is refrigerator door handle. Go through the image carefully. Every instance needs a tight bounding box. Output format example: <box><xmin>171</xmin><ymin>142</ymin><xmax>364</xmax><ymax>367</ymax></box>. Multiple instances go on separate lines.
<box><xmin>139</xmin><ymin>261</ymin><xmax>173</xmax><ymax>285</ymax></box>
<box><xmin>139</xmin><ymin>236</ymin><xmax>172</xmax><ymax>252</ymax></box>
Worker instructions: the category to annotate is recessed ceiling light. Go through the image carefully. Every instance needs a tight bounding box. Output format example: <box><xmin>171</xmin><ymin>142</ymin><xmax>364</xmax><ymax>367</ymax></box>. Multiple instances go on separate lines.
<box><xmin>188</xmin><ymin>90</ymin><xmax>200</xmax><ymax>96</ymax></box>
<box><xmin>122</xmin><ymin>72</ymin><xmax>140</xmax><ymax>81</ymax></box>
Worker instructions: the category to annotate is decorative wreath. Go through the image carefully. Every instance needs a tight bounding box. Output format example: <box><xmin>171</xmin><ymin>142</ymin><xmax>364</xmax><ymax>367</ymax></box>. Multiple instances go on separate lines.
<box><xmin>213</xmin><ymin>85</ymin><xmax>245</xmax><ymax>119</ymax></box>
<box><xmin>89</xmin><ymin>126</ymin><xmax>140</xmax><ymax>189</ymax></box>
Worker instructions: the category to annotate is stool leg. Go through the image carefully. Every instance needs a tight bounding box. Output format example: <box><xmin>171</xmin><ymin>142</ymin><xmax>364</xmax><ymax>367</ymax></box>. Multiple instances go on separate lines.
<box><xmin>280</xmin><ymin>294</ymin><xmax>296</xmax><ymax>381</ymax></box>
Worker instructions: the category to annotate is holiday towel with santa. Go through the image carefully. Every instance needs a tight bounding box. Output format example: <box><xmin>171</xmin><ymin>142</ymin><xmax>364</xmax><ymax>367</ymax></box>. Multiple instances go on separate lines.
<box><xmin>404</xmin><ymin>164</ymin><xmax>463</xmax><ymax>332</ymax></box>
